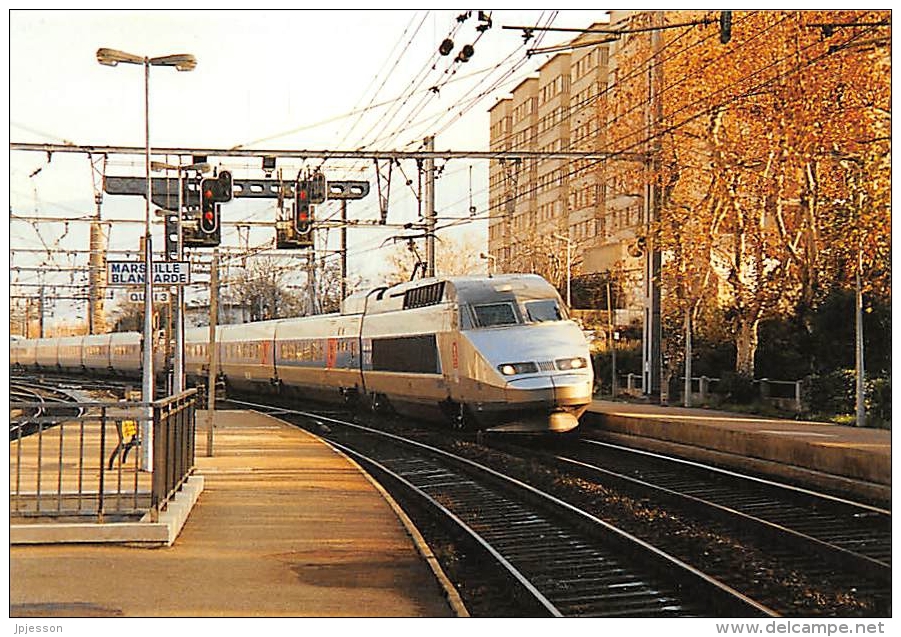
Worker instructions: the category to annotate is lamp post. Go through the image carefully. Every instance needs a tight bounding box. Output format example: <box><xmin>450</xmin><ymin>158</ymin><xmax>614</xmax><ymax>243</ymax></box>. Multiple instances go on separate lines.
<box><xmin>151</xmin><ymin>160</ymin><xmax>210</xmax><ymax>395</ymax></box>
<box><xmin>553</xmin><ymin>233</ymin><xmax>573</xmax><ymax>307</ymax></box>
<box><xmin>98</xmin><ymin>48</ymin><xmax>196</xmax><ymax>469</ymax></box>
<box><xmin>479</xmin><ymin>252</ymin><xmax>496</xmax><ymax>277</ymax></box>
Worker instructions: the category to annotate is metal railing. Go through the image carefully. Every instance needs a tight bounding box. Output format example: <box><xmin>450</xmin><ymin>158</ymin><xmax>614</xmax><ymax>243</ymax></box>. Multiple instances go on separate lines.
<box><xmin>9</xmin><ymin>389</ymin><xmax>197</xmax><ymax>523</ymax></box>
<box><xmin>611</xmin><ymin>374</ymin><xmax>803</xmax><ymax>411</ymax></box>
<box><xmin>151</xmin><ymin>390</ymin><xmax>197</xmax><ymax>521</ymax></box>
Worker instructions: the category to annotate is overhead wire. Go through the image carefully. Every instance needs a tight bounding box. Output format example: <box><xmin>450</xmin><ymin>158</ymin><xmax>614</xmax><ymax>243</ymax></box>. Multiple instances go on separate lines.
<box><xmin>437</xmin><ymin>14</ymin><xmax>888</xmax><ymax>238</ymax></box>
<box><xmin>319</xmin><ymin>10</ymin><xmax>432</xmax><ymax>167</ymax></box>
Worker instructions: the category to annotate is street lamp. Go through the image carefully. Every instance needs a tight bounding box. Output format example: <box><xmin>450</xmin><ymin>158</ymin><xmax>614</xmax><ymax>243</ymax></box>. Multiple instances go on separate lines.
<box><xmin>151</xmin><ymin>160</ymin><xmax>210</xmax><ymax>395</ymax></box>
<box><xmin>98</xmin><ymin>48</ymin><xmax>196</xmax><ymax>469</ymax></box>
<box><xmin>553</xmin><ymin>233</ymin><xmax>573</xmax><ymax>308</ymax></box>
<box><xmin>479</xmin><ymin>252</ymin><xmax>496</xmax><ymax>277</ymax></box>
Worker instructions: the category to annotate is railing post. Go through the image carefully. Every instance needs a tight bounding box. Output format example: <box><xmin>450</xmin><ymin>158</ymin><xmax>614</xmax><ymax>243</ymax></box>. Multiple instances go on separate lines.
<box><xmin>98</xmin><ymin>407</ymin><xmax>106</xmax><ymax>523</ymax></box>
<box><xmin>759</xmin><ymin>378</ymin><xmax>770</xmax><ymax>401</ymax></box>
<box><xmin>699</xmin><ymin>376</ymin><xmax>708</xmax><ymax>403</ymax></box>
<box><xmin>794</xmin><ymin>380</ymin><xmax>803</xmax><ymax>412</ymax></box>
<box><xmin>151</xmin><ymin>402</ymin><xmax>162</xmax><ymax>523</ymax></box>
<box><xmin>168</xmin><ymin>402</ymin><xmax>176</xmax><ymax>500</ymax></box>
<box><xmin>14</xmin><ymin>419</ymin><xmax>24</xmax><ymax>514</ymax></box>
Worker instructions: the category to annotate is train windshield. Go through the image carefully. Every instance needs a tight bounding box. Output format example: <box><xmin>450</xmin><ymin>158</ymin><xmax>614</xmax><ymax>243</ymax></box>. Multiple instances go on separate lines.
<box><xmin>524</xmin><ymin>299</ymin><xmax>566</xmax><ymax>323</ymax></box>
<box><xmin>472</xmin><ymin>302</ymin><xmax>519</xmax><ymax>327</ymax></box>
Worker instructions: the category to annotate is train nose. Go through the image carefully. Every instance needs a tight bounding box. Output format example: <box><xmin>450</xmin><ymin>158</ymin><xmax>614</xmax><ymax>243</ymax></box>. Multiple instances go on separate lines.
<box><xmin>504</xmin><ymin>374</ymin><xmax>592</xmax><ymax>405</ymax></box>
<box><xmin>504</xmin><ymin>376</ymin><xmax>554</xmax><ymax>403</ymax></box>
<box><xmin>550</xmin><ymin>373</ymin><xmax>593</xmax><ymax>404</ymax></box>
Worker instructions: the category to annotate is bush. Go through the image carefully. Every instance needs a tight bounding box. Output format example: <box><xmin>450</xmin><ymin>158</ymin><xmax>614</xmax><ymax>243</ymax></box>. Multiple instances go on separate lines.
<box><xmin>803</xmin><ymin>369</ymin><xmax>856</xmax><ymax>417</ymax></box>
<box><xmin>718</xmin><ymin>372</ymin><xmax>757</xmax><ymax>404</ymax></box>
<box><xmin>592</xmin><ymin>344</ymin><xmax>642</xmax><ymax>395</ymax></box>
<box><xmin>866</xmin><ymin>376</ymin><xmax>891</xmax><ymax>427</ymax></box>
<box><xmin>802</xmin><ymin>370</ymin><xmax>891</xmax><ymax>428</ymax></box>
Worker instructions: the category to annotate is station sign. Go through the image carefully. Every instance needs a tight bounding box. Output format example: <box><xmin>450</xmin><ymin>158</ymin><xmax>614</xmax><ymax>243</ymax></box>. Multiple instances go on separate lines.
<box><xmin>107</xmin><ymin>261</ymin><xmax>191</xmax><ymax>286</ymax></box>
<box><xmin>126</xmin><ymin>291</ymin><xmax>171</xmax><ymax>304</ymax></box>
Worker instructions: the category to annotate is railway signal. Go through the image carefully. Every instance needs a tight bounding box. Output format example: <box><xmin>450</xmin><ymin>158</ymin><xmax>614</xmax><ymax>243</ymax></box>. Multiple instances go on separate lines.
<box><xmin>200</xmin><ymin>192</ymin><xmax>220</xmax><ymax>237</ymax></box>
<box><xmin>198</xmin><ymin>171</ymin><xmax>232</xmax><ymax>244</ymax></box>
<box><xmin>310</xmin><ymin>172</ymin><xmax>327</xmax><ymax>204</ymax></box>
<box><xmin>164</xmin><ymin>212</ymin><xmax>179</xmax><ymax>260</ymax></box>
<box><xmin>295</xmin><ymin>180</ymin><xmax>314</xmax><ymax>238</ymax></box>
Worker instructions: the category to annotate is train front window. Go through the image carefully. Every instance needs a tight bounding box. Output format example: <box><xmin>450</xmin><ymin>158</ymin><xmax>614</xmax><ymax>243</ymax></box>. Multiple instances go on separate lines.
<box><xmin>472</xmin><ymin>302</ymin><xmax>519</xmax><ymax>327</ymax></box>
<box><xmin>524</xmin><ymin>299</ymin><xmax>566</xmax><ymax>323</ymax></box>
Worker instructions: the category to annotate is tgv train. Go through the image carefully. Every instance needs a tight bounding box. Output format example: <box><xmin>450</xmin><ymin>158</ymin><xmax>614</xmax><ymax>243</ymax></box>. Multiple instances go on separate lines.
<box><xmin>11</xmin><ymin>274</ymin><xmax>593</xmax><ymax>433</ymax></box>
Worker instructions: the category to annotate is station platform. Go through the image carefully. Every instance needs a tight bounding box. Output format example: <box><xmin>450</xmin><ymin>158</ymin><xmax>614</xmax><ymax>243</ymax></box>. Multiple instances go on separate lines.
<box><xmin>584</xmin><ymin>400</ymin><xmax>891</xmax><ymax>506</ymax></box>
<box><xmin>10</xmin><ymin>410</ymin><xmax>462</xmax><ymax>617</ymax></box>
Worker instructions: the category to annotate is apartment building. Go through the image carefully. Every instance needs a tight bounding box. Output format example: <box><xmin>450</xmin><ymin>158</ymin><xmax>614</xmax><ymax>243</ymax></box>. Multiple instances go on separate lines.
<box><xmin>487</xmin><ymin>17</ymin><xmax>646</xmax><ymax>320</ymax></box>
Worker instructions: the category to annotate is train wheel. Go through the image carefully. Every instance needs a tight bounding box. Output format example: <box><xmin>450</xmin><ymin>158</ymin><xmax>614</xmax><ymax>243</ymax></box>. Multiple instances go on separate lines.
<box><xmin>454</xmin><ymin>402</ymin><xmax>468</xmax><ymax>430</ymax></box>
<box><xmin>369</xmin><ymin>393</ymin><xmax>391</xmax><ymax>414</ymax></box>
<box><xmin>440</xmin><ymin>400</ymin><xmax>468</xmax><ymax>430</ymax></box>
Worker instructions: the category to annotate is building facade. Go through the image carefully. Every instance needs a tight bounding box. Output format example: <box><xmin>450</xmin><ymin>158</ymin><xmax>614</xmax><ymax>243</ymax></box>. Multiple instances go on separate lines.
<box><xmin>487</xmin><ymin>15</ymin><xmax>645</xmax><ymax>324</ymax></box>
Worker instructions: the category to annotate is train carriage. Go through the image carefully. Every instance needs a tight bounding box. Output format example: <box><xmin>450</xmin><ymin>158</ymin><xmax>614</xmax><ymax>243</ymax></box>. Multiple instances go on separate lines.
<box><xmin>109</xmin><ymin>332</ymin><xmax>142</xmax><ymax>374</ymax></box>
<box><xmin>83</xmin><ymin>333</ymin><xmax>113</xmax><ymax>374</ymax></box>
<box><xmin>447</xmin><ymin>275</ymin><xmax>592</xmax><ymax>432</ymax></box>
<box><xmin>357</xmin><ymin>279</ymin><xmax>454</xmax><ymax>419</ymax></box>
<box><xmin>57</xmin><ymin>335</ymin><xmax>85</xmax><ymax>373</ymax></box>
<box><xmin>274</xmin><ymin>312</ymin><xmax>363</xmax><ymax>402</ymax></box>
<box><xmin>184</xmin><ymin>326</ymin><xmax>218</xmax><ymax>381</ymax></box>
<box><xmin>35</xmin><ymin>337</ymin><xmax>60</xmax><ymax>371</ymax></box>
<box><xmin>10</xmin><ymin>337</ymin><xmax>35</xmax><ymax>369</ymax></box>
<box><xmin>9</xmin><ymin>274</ymin><xmax>593</xmax><ymax>434</ymax></box>
<box><xmin>218</xmin><ymin>320</ymin><xmax>278</xmax><ymax>393</ymax></box>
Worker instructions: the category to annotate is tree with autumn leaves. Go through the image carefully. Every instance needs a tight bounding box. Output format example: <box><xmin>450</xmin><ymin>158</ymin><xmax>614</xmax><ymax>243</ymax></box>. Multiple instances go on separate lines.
<box><xmin>608</xmin><ymin>10</ymin><xmax>890</xmax><ymax>382</ymax></box>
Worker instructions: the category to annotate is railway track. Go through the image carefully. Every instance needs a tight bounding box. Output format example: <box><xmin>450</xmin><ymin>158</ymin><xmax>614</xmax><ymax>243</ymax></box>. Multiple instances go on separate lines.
<box><xmin>9</xmin><ymin>381</ymin><xmax>84</xmax><ymax>440</ymax></box>
<box><xmin>495</xmin><ymin>436</ymin><xmax>892</xmax><ymax>590</ymax></box>
<box><xmin>228</xmin><ymin>399</ymin><xmax>775</xmax><ymax>617</ymax></box>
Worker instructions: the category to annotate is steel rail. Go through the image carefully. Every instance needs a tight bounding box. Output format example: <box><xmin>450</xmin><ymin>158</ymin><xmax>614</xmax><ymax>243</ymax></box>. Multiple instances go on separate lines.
<box><xmin>228</xmin><ymin>398</ymin><xmax>776</xmax><ymax>617</ymax></box>
<box><xmin>328</xmin><ymin>437</ymin><xmax>563</xmax><ymax>616</ymax></box>
<box><xmin>515</xmin><ymin>438</ymin><xmax>893</xmax><ymax>589</ymax></box>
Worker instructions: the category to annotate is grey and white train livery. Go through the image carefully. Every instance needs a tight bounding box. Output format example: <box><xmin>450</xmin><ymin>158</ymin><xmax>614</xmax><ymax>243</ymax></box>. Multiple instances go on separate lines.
<box><xmin>11</xmin><ymin>274</ymin><xmax>594</xmax><ymax>433</ymax></box>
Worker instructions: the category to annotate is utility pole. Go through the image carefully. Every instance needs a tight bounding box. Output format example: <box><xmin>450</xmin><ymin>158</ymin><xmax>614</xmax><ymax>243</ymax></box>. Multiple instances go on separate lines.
<box><xmin>206</xmin><ymin>249</ymin><xmax>219</xmax><ymax>456</ymax></box>
<box><xmin>855</xmin><ymin>263</ymin><xmax>865</xmax><ymax>427</ymax></box>
<box><xmin>88</xmin><ymin>153</ymin><xmax>108</xmax><ymax>335</ymax></box>
<box><xmin>424</xmin><ymin>136</ymin><xmax>436</xmax><ymax>277</ymax></box>
<box><xmin>174</xmin><ymin>167</ymin><xmax>184</xmax><ymax>394</ymax></box>
<box><xmin>340</xmin><ymin>199</ymin><xmax>348</xmax><ymax>301</ymax></box>
<box><xmin>642</xmin><ymin>11</ymin><xmax>663</xmax><ymax>401</ymax></box>
<box><xmin>307</xmin><ymin>251</ymin><xmax>317</xmax><ymax>315</ymax></box>
<box><xmin>553</xmin><ymin>233</ymin><xmax>573</xmax><ymax>307</ymax></box>
<box><xmin>38</xmin><ymin>285</ymin><xmax>45</xmax><ymax>338</ymax></box>
<box><xmin>684</xmin><ymin>309</ymin><xmax>692</xmax><ymax>407</ymax></box>
<box><xmin>607</xmin><ymin>280</ymin><xmax>617</xmax><ymax>397</ymax></box>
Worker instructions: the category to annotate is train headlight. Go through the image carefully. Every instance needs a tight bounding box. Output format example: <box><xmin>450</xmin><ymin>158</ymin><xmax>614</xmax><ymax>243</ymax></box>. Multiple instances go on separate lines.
<box><xmin>555</xmin><ymin>357</ymin><xmax>587</xmax><ymax>371</ymax></box>
<box><xmin>498</xmin><ymin>362</ymin><xmax>538</xmax><ymax>376</ymax></box>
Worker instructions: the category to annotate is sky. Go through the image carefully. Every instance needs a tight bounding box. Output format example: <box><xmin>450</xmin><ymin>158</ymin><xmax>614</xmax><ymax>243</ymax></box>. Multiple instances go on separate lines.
<box><xmin>8</xmin><ymin>7</ymin><xmax>608</xmax><ymax>329</ymax></box>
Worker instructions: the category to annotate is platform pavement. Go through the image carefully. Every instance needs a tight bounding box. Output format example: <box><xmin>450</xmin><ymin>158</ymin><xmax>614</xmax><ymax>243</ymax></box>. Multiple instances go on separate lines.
<box><xmin>10</xmin><ymin>410</ymin><xmax>462</xmax><ymax>618</ymax></box>
<box><xmin>584</xmin><ymin>400</ymin><xmax>891</xmax><ymax>505</ymax></box>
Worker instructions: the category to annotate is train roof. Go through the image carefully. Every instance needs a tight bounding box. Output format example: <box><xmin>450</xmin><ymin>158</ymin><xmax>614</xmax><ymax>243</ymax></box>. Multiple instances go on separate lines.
<box><xmin>341</xmin><ymin>274</ymin><xmax>558</xmax><ymax>315</ymax></box>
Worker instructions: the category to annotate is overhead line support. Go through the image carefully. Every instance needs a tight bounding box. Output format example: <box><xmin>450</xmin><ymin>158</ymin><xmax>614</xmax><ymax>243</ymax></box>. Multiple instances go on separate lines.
<box><xmin>10</xmin><ymin>142</ymin><xmax>645</xmax><ymax>162</ymax></box>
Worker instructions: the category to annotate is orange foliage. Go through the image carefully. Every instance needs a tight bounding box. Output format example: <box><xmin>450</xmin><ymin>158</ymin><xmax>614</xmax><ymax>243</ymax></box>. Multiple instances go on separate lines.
<box><xmin>603</xmin><ymin>10</ymin><xmax>890</xmax><ymax>375</ymax></box>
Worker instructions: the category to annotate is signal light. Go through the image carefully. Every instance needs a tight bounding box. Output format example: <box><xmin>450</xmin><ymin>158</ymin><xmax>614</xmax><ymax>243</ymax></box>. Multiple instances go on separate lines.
<box><xmin>310</xmin><ymin>172</ymin><xmax>326</xmax><ymax>204</ymax></box>
<box><xmin>164</xmin><ymin>213</ymin><xmax>179</xmax><ymax>259</ymax></box>
<box><xmin>200</xmin><ymin>201</ymin><xmax>219</xmax><ymax>234</ymax></box>
<box><xmin>295</xmin><ymin>179</ymin><xmax>313</xmax><ymax>235</ymax></box>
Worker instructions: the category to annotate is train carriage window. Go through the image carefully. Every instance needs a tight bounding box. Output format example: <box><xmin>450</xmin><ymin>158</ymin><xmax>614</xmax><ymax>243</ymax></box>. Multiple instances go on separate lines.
<box><xmin>372</xmin><ymin>335</ymin><xmax>440</xmax><ymax>373</ymax></box>
<box><xmin>472</xmin><ymin>302</ymin><xmax>519</xmax><ymax>327</ymax></box>
<box><xmin>524</xmin><ymin>299</ymin><xmax>566</xmax><ymax>323</ymax></box>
